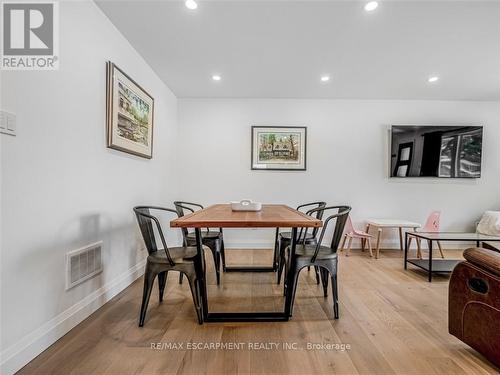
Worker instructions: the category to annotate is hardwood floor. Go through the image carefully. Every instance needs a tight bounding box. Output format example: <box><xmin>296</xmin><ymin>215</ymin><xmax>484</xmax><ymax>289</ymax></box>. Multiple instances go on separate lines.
<box><xmin>18</xmin><ymin>248</ymin><xmax>498</xmax><ymax>375</ymax></box>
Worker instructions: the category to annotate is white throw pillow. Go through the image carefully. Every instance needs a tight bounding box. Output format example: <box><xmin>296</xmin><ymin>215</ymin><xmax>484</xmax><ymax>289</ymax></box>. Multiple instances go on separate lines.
<box><xmin>477</xmin><ymin>211</ymin><xmax>500</xmax><ymax>236</ymax></box>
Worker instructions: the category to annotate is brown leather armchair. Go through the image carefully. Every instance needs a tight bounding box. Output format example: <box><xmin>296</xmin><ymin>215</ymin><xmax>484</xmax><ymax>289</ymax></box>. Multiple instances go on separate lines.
<box><xmin>449</xmin><ymin>247</ymin><xmax>500</xmax><ymax>368</ymax></box>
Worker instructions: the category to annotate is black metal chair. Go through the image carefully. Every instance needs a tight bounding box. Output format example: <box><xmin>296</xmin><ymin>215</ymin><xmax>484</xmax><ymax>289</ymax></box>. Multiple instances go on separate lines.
<box><xmin>174</xmin><ymin>201</ymin><xmax>225</xmax><ymax>285</ymax></box>
<box><xmin>274</xmin><ymin>202</ymin><xmax>327</xmax><ymax>285</ymax></box>
<box><xmin>133</xmin><ymin>206</ymin><xmax>203</xmax><ymax>326</ymax></box>
<box><xmin>284</xmin><ymin>205</ymin><xmax>351</xmax><ymax>319</ymax></box>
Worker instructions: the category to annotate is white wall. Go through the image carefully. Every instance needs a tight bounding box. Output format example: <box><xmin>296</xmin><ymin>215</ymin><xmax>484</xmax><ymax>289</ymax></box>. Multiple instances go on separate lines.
<box><xmin>0</xmin><ymin>2</ymin><xmax>179</xmax><ymax>373</ymax></box>
<box><xmin>178</xmin><ymin>99</ymin><xmax>500</xmax><ymax>247</ymax></box>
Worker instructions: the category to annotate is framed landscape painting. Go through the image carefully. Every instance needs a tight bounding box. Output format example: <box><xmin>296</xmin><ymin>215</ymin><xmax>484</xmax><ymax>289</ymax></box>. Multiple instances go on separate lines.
<box><xmin>251</xmin><ymin>126</ymin><xmax>307</xmax><ymax>170</ymax></box>
<box><xmin>106</xmin><ymin>62</ymin><xmax>154</xmax><ymax>159</ymax></box>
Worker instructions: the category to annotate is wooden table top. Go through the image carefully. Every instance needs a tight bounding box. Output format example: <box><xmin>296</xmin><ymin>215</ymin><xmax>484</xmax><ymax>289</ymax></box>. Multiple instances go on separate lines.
<box><xmin>170</xmin><ymin>204</ymin><xmax>323</xmax><ymax>228</ymax></box>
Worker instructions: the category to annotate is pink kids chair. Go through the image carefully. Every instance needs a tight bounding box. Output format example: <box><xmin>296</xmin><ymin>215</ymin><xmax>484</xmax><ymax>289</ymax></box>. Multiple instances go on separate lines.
<box><xmin>408</xmin><ymin>211</ymin><xmax>445</xmax><ymax>259</ymax></box>
<box><xmin>341</xmin><ymin>216</ymin><xmax>374</xmax><ymax>257</ymax></box>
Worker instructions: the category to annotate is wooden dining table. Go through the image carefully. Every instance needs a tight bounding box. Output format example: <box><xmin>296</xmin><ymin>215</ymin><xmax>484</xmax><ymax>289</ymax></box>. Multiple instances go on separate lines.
<box><xmin>170</xmin><ymin>204</ymin><xmax>322</xmax><ymax>322</ymax></box>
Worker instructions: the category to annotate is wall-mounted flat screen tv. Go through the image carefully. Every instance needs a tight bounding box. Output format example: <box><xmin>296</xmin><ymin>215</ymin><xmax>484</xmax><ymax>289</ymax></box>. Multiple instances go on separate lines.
<box><xmin>390</xmin><ymin>125</ymin><xmax>483</xmax><ymax>178</ymax></box>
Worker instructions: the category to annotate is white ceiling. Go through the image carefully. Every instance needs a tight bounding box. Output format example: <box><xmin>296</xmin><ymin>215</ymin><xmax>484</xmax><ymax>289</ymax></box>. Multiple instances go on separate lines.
<box><xmin>96</xmin><ymin>0</ymin><xmax>500</xmax><ymax>100</ymax></box>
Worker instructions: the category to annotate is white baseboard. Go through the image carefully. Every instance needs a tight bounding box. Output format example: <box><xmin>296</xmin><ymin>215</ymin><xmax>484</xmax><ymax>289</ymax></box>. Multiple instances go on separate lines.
<box><xmin>225</xmin><ymin>242</ymin><xmax>274</xmax><ymax>249</ymax></box>
<box><xmin>0</xmin><ymin>259</ymin><xmax>146</xmax><ymax>375</ymax></box>
<box><xmin>223</xmin><ymin>241</ymin><xmax>410</xmax><ymax>249</ymax></box>
<box><xmin>225</xmin><ymin>240</ymin><xmax>474</xmax><ymax>251</ymax></box>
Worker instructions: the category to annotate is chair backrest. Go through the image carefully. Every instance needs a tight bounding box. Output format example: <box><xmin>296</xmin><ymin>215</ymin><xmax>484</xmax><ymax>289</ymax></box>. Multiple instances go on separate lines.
<box><xmin>173</xmin><ymin>201</ymin><xmax>204</xmax><ymax>239</ymax></box>
<box><xmin>133</xmin><ymin>206</ymin><xmax>176</xmax><ymax>265</ymax></box>
<box><xmin>297</xmin><ymin>201</ymin><xmax>326</xmax><ymax>237</ymax></box>
<box><xmin>344</xmin><ymin>215</ymin><xmax>355</xmax><ymax>234</ymax></box>
<box><xmin>422</xmin><ymin>211</ymin><xmax>441</xmax><ymax>232</ymax></box>
<box><xmin>300</xmin><ymin>205</ymin><xmax>351</xmax><ymax>263</ymax></box>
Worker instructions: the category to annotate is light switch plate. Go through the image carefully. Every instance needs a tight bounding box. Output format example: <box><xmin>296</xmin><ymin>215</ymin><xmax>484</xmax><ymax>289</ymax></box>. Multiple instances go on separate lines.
<box><xmin>0</xmin><ymin>110</ymin><xmax>16</xmax><ymax>136</ymax></box>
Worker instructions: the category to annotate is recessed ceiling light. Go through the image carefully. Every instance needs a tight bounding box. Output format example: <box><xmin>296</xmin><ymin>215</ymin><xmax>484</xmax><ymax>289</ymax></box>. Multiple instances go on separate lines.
<box><xmin>320</xmin><ymin>75</ymin><xmax>330</xmax><ymax>82</ymax></box>
<box><xmin>428</xmin><ymin>76</ymin><xmax>440</xmax><ymax>83</ymax></box>
<box><xmin>185</xmin><ymin>0</ymin><xmax>198</xmax><ymax>10</ymax></box>
<box><xmin>212</xmin><ymin>75</ymin><xmax>221</xmax><ymax>81</ymax></box>
<box><xmin>364</xmin><ymin>1</ymin><xmax>379</xmax><ymax>12</ymax></box>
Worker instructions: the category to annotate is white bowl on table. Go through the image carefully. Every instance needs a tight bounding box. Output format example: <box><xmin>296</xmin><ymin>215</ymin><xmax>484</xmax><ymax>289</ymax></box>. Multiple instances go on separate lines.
<box><xmin>230</xmin><ymin>199</ymin><xmax>262</xmax><ymax>212</ymax></box>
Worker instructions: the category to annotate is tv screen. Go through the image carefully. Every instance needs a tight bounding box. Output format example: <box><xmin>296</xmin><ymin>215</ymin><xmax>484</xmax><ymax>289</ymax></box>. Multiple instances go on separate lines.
<box><xmin>390</xmin><ymin>125</ymin><xmax>483</xmax><ymax>178</ymax></box>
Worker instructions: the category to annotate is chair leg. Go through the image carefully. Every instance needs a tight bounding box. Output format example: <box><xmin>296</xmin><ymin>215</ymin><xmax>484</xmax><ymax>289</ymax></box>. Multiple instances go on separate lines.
<box><xmin>314</xmin><ymin>266</ymin><xmax>321</xmax><ymax>285</ymax></box>
<box><xmin>283</xmin><ymin>247</ymin><xmax>291</xmax><ymax>296</ymax></box>
<box><xmin>331</xmin><ymin>273</ymin><xmax>339</xmax><ymax>319</ymax></box>
<box><xmin>214</xmin><ymin>240</ymin><xmax>222</xmax><ymax>285</ymax></box>
<box><xmin>184</xmin><ymin>272</ymin><xmax>203</xmax><ymax>325</ymax></box>
<box><xmin>206</xmin><ymin>242</ymin><xmax>221</xmax><ymax>285</ymax></box>
<box><xmin>272</xmin><ymin>228</ymin><xmax>280</xmax><ymax>270</ymax></box>
<box><xmin>277</xmin><ymin>240</ymin><xmax>287</xmax><ymax>285</ymax></box>
<box><xmin>411</xmin><ymin>228</ymin><xmax>418</xmax><ymax>258</ymax></box>
<box><xmin>139</xmin><ymin>263</ymin><xmax>156</xmax><ymax>327</ymax></box>
<box><xmin>214</xmin><ymin>250</ymin><xmax>221</xmax><ymax>285</ymax></box>
<box><xmin>289</xmin><ymin>265</ymin><xmax>302</xmax><ymax>317</ymax></box>
<box><xmin>367</xmin><ymin>237</ymin><xmax>373</xmax><ymax>257</ymax></box>
<box><xmin>220</xmin><ymin>236</ymin><xmax>227</xmax><ymax>272</ymax></box>
<box><xmin>158</xmin><ymin>271</ymin><xmax>168</xmax><ymax>302</ymax></box>
<box><xmin>346</xmin><ymin>236</ymin><xmax>353</xmax><ymax>257</ymax></box>
<box><xmin>437</xmin><ymin>241</ymin><xmax>445</xmax><ymax>259</ymax></box>
<box><xmin>320</xmin><ymin>268</ymin><xmax>329</xmax><ymax>297</ymax></box>
<box><xmin>340</xmin><ymin>234</ymin><xmax>347</xmax><ymax>252</ymax></box>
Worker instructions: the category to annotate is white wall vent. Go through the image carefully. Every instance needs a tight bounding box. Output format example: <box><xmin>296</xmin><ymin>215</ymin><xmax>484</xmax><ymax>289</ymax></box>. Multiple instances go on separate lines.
<box><xmin>66</xmin><ymin>241</ymin><xmax>103</xmax><ymax>290</ymax></box>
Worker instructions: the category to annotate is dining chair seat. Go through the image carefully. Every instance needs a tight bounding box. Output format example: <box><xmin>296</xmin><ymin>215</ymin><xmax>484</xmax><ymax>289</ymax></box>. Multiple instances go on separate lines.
<box><xmin>148</xmin><ymin>246</ymin><xmax>199</xmax><ymax>264</ymax></box>
<box><xmin>294</xmin><ymin>244</ymin><xmax>338</xmax><ymax>260</ymax></box>
<box><xmin>347</xmin><ymin>229</ymin><xmax>372</xmax><ymax>238</ymax></box>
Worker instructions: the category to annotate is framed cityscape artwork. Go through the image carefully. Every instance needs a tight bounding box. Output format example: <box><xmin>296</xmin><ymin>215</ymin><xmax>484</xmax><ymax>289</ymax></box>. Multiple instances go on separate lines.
<box><xmin>106</xmin><ymin>62</ymin><xmax>154</xmax><ymax>159</ymax></box>
<box><xmin>251</xmin><ymin>126</ymin><xmax>307</xmax><ymax>170</ymax></box>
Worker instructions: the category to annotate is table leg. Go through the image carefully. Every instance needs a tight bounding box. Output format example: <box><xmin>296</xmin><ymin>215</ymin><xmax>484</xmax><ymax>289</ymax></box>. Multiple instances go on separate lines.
<box><xmin>195</xmin><ymin>228</ymin><xmax>208</xmax><ymax>322</ymax></box>
<box><xmin>284</xmin><ymin>227</ymin><xmax>297</xmax><ymax>319</ymax></box>
<box><xmin>398</xmin><ymin>227</ymin><xmax>404</xmax><ymax>255</ymax></box>
<box><xmin>375</xmin><ymin>228</ymin><xmax>382</xmax><ymax>259</ymax></box>
<box><xmin>362</xmin><ymin>224</ymin><xmax>370</xmax><ymax>251</ymax></box>
<box><xmin>428</xmin><ymin>240</ymin><xmax>433</xmax><ymax>282</ymax></box>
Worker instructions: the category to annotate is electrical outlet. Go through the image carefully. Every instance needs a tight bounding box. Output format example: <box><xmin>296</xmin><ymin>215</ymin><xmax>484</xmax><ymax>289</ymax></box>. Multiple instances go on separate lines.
<box><xmin>0</xmin><ymin>110</ymin><xmax>16</xmax><ymax>136</ymax></box>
